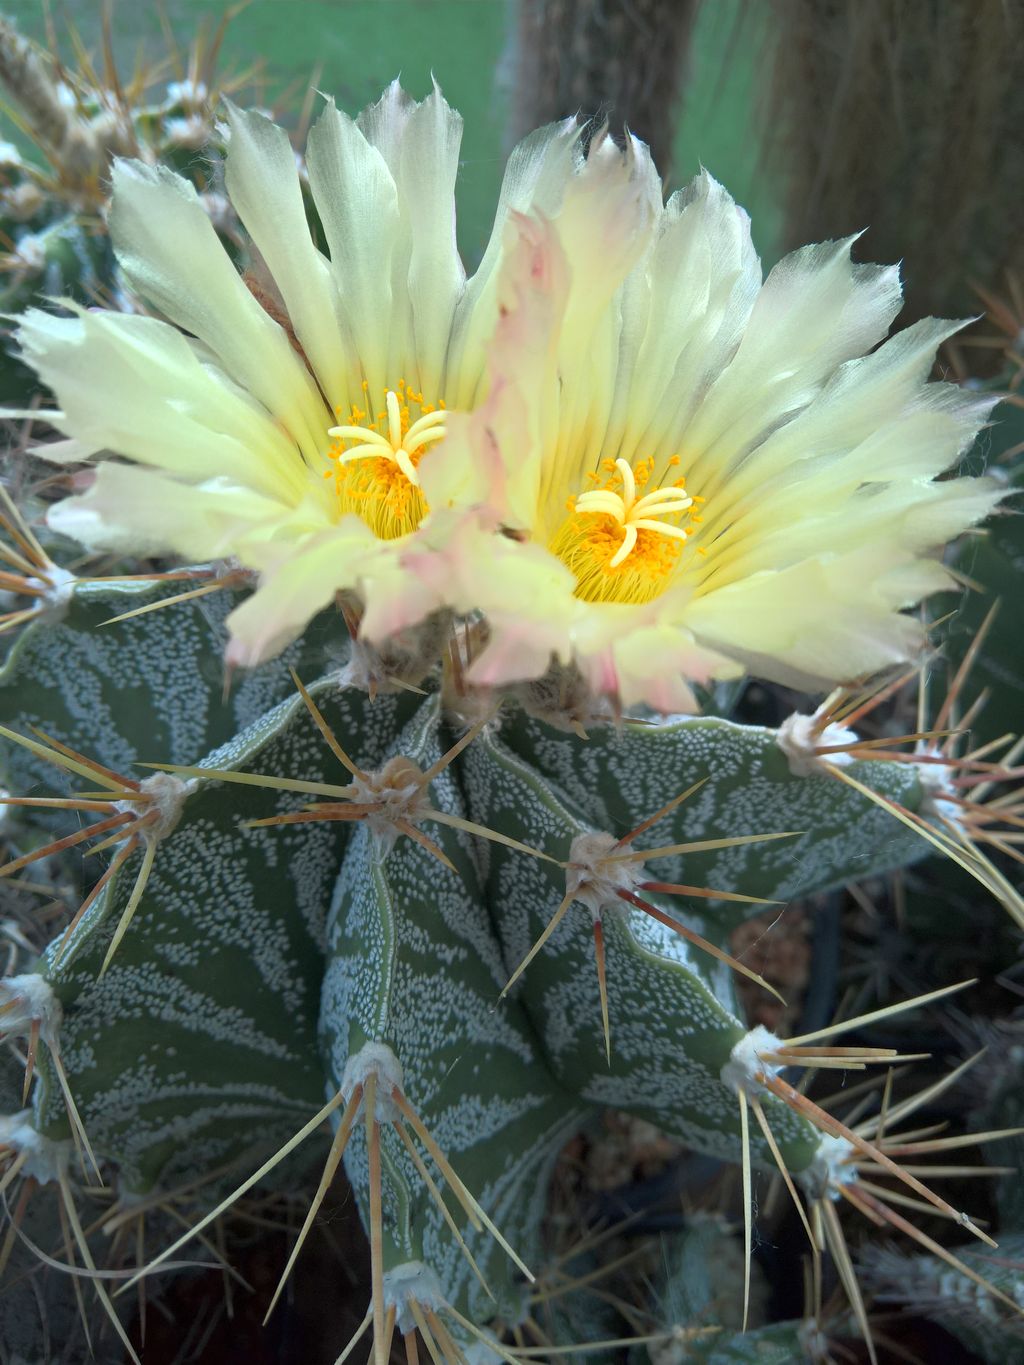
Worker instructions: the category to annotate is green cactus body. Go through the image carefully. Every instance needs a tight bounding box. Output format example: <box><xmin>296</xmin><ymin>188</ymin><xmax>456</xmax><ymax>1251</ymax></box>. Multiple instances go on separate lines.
<box><xmin>0</xmin><ymin>574</ymin><xmax>946</xmax><ymax>1349</ymax></box>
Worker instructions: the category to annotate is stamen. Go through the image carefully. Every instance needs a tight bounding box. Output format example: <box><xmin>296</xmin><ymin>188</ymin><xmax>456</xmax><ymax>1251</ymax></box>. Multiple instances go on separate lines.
<box><xmin>552</xmin><ymin>454</ymin><xmax>705</xmax><ymax>605</ymax></box>
<box><xmin>574</xmin><ymin>457</ymin><xmax>694</xmax><ymax>569</ymax></box>
<box><xmin>325</xmin><ymin>382</ymin><xmax>448</xmax><ymax>540</ymax></box>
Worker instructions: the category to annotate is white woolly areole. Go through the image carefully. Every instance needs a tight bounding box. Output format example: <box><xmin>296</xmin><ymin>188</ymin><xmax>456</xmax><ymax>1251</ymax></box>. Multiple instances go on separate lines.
<box><xmin>720</xmin><ymin>1025</ymin><xmax>785</xmax><ymax>1098</ymax></box>
<box><xmin>799</xmin><ymin>1322</ymin><xmax>831</xmax><ymax>1359</ymax></box>
<box><xmin>0</xmin><ymin>1111</ymin><xmax>72</xmax><ymax>1183</ymax></box>
<box><xmin>0</xmin><ymin>974</ymin><xmax>61</xmax><ymax>1042</ymax></box>
<box><xmin>115</xmin><ymin>772</ymin><xmax>194</xmax><ymax>840</ymax></box>
<box><xmin>340</xmin><ymin>1041</ymin><xmax>404</xmax><ymax>1122</ymax></box>
<box><xmin>776</xmin><ymin>711</ymin><xmax>859</xmax><ymax>778</ymax></box>
<box><xmin>566</xmin><ymin>830</ymin><xmax>648</xmax><ymax>918</ymax></box>
<box><xmin>338</xmin><ymin>647</ymin><xmax>400</xmax><ymax>696</ymax></box>
<box><xmin>797</xmin><ymin>1133</ymin><xmax>856</xmax><ymax>1202</ymax></box>
<box><xmin>26</xmin><ymin>564</ymin><xmax>76</xmax><ymax>621</ymax></box>
<box><xmin>349</xmin><ymin>758</ymin><xmax>431</xmax><ymax>854</ymax></box>
<box><xmin>915</xmin><ymin>748</ymin><xmax>963</xmax><ymax>828</ymax></box>
<box><xmin>382</xmin><ymin>1261</ymin><xmax>445</xmax><ymax>1335</ymax></box>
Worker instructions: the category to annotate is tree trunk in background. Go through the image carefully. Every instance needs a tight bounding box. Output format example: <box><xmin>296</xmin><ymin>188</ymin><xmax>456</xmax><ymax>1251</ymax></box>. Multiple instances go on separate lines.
<box><xmin>765</xmin><ymin>0</ymin><xmax>1024</xmax><ymax>331</ymax></box>
<box><xmin>510</xmin><ymin>0</ymin><xmax>700</xmax><ymax>179</ymax></box>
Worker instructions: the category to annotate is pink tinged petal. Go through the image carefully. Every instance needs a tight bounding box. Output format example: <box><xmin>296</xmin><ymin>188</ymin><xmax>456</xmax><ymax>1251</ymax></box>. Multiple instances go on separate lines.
<box><xmin>563</xmin><ymin>586</ymin><xmax>742</xmax><ymax>711</ymax></box>
<box><xmin>356</xmin><ymin>552</ymin><xmax>447</xmax><ymax>643</ymax></box>
<box><xmin>16</xmin><ymin>309</ymin><xmax>309</xmax><ymax>503</ymax></box>
<box><xmin>423</xmin><ymin>213</ymin><xmax>569</xmax><ymax>530</ymax></box>
<box><xmin>108</xmin><ymin>159</ymin><xmax>327</xmax><ymax>462</ymax></box>
<box><xmin>467</xmin><ymin>613</ymin><xmax>570</xmax><ymax>691</ymax></box>
<box><xmin>394</xmin><ymin>511</ymin><xmax>578</xmax><ymax>683</ymax></box>
<box><xmin>224</xmin><ymin>522</ymin><xmax>381</xmax><ymax>668</ymax></box>
<box><xmin>602</xmin><ymin>626</ymin><xmax>738</xmax><ymax>713</ymax></box>
<box><xmin>447</xmin><ymin>115</ymin><xmax>583</xmax><ymax>410</ymax></box>
<box><xmin>222</xmin><ymin>101</ymin><xmax>351</xmax><ymax>411</ymax></box>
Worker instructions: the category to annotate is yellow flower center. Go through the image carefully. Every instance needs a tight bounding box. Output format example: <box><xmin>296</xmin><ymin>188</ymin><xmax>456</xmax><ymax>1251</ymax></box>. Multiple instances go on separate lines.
<box><xmin>550</xmin><ymin>456</ymin><xmax>705</xmax><ymax>605</ymax></box>
<box><xmin>325</xmin><ymin>379</ymin><xmax>446</xmax><ymax>540</ymax></box>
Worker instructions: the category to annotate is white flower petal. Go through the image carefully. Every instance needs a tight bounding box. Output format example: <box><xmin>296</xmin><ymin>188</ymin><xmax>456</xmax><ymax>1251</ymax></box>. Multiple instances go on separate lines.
<box><xmin>684</xmin><ymin>236</ymin><xmax>903</xmax><ymax>486</ymax></box>
<box><xmin>109</xmin><ymin>159</ymin><xmax>327</xmax><ymax>459</ymax></box>
<box><xmin>685</xmin><ymin>546</ymin><xmax>940</xmax><ymax>689</ymax></box>
<box><xmin>306</xmin><ymin>97</ymin><xmax>400</xmax><ymax>397</ymax></box>
<box><xmin>222</xmin><ymin>101</ymin><xmax>351</xmax><ymax>410</ymax></box>
<box><xmin>224</xmin><ymin>522</ymin><xmax>380</xmax><ymax>667</ymax></box>
<box><xmin>394</xmin><ymin>80</ymin><xmax>466</xmax><ymax>397</ymax></box>
<box><xmin>47</xmin><ymin>463</ymin><xmax>286</xmax><ymax>560</ymax></box>
<box><xmin>17</xmin><ymin>308</ymin><xmax>309</xmax><ymax>502</ymax></box>
<box><xmin>606</xmin><ymin>170</ymin><xmax>761</xmax><ymax>471</ymax></box>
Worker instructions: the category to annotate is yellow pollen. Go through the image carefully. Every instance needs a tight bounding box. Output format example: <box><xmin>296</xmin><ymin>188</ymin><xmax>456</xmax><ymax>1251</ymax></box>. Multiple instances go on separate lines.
<box><xmin>325</xmin><ymin>380</ymin><xmax>447</xmax><ymax>539</ymax></box>
<box><xmin>550</xmin><ymin>456</ymin><xmax>705</xmax><ymax>606</ymax></box>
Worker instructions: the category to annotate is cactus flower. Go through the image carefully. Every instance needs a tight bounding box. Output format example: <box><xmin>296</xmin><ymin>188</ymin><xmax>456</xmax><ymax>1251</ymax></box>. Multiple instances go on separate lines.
<box><xmin>15</xmin><ymin>82</ymin><xmax>585</xmax><ymax>665</ymax></box>
<box><xmin>422</xmin><ymin>162</ymin><xmax>1003</xmax><ymax>710</ymax></box>
<box><xmin>17</xmin><ymin>84</ymin><xmax>1001</xmax><ymax>703</ymax></box>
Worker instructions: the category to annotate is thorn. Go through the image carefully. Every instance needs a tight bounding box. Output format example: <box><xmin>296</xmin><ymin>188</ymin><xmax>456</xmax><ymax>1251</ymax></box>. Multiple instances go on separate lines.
<box><xmin>119</xmin><ymin>1087</ymin><xmax>350</xmax><ymax>1294</ymax></box>
<box><xmin>750</xmin><ymin>1095</ymin><xmax>816</xmax><ymax>1251</ymax></box>
<box><xmin>593</xmin><ymin>920</ymin><xmax>610</xmax><ymax>1064</ymax></box>
<box><xmin>22</xmin><ymin>1017</ymin><xmax>39</xmax><ymax>1106</ymax></box>
<box><xmin>390</xmin><ymin>1090</ymin><xmax>533</xmax><ymax>1282</ymax></box>
<box><xmin>335</xmin><ymin>1304</ymin><xmax>373</xmax><ymax>1364</ymax></box>
<box><xmin>820</xmin><ymin>1195</ymin><xmax>877</xmax><ymax>1365</ymax></box>
<box><xmin>611</xmin><ymin>777</ymin><xmax>709</xmax><ymax>850</ymax></box>
<box><xmin>737</xmin><ymin>1089</ymin><xmax>752</xmax><ymax>1333</ymax></box>
<box><xmin>757</xmin><ymin>1072</ymin><xmax>992</xmax><ymax>1245</ymax></box>
<box><xmin>606</xmin><ymin>830</ymin><xmax>799</xmax><ymax>863</ymax></box>
<box><xmin>841</xmin><ymin>1182</ymin><xmax>1024</xmax><ymax>1320</ymax></box>
<box><xmin>783</xmin><ymin>981</ymin><xmax>975</xmax><ymax>1046</ymax></box>
<box><xmin>392</xmin><ymin>1120</ymin><xmax>494</xmax><ymax>1301</ymax></box>
<box><xmin>289</xmin><ymin>668</ymin><xmax>365</xmax><ymax>779</ymax></box>
<box><xmin>263</xmin><ymin>1085</ymin><xmax>363</xmax><ymax>1324</ymax></box>
<box><xmin>366</xmin><ymin>1074</ymin><xmax>386</xmax><ymax>1365</ymax></box>
<box><xmin>99</xmin><ymin>837</ymin><xmax>158</xmax><ymax>975</ymax></box>
<box><xmin>99</xmin><ymin>575</ymin><xmax>240</xmax><ymax>626</ymax></box>
<box><xmin>58</xmin><ymin>1170</ymin><xmax>142</xmax><ymax>1365</ymax></box>
<box><xmin>616</xmin><ymin>890</ymin><xmax>787</xmax><ymax>1005</ymax></box>
<box><xmin>500</xmin><ymin>891</ymin><xmax>575</xmax><ymax>999</ymax></box>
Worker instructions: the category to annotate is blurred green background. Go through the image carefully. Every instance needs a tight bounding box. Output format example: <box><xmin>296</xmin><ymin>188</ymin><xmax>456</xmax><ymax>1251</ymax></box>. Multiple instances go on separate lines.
<box><xmin>0</xmin><ymin>0</ymin><xmax>782</xmax><ymax>265</ymax></box>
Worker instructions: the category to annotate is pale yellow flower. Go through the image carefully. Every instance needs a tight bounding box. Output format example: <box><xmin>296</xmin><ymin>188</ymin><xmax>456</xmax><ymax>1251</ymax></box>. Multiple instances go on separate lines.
<box><xmin>17</xmin><ymin>87</ymin><xmax>1001</xmax><ymax>704</ymax></box>
<box><xmin>421</xmin><ymin>156</ymin><xmax>1002</xmax><ymax>710</ymax></box>
<box><xmin>16</xmin><ymin>84</ymin><xmax>585</xmax><ymax>664</ymax></box>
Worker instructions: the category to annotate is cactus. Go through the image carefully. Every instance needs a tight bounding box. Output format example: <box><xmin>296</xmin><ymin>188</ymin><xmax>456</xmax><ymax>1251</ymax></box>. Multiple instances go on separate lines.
<box><xmin>0</xmin><ymin>544</ymin><xmax>1017</xmax><ymax>1360</ymax></box>
<box><xmin>861</xmin><ymin>1235</ymin><xmax>1024</xmax><ymax>1365</ymax></box>
<box><xmin>0</xmin><ymin>11</ymin><xmax>250</xmax><ymax>400</ymax></box>
<box><xmin>1</xmin><ymin>65</ymin><xmax>1021</xmax><ymax>1365</ymax></box>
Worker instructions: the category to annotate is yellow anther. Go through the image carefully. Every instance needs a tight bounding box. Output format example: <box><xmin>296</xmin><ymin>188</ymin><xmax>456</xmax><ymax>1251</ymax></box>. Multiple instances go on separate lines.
<box><xmin>575</xmin><ymin>457</ymin><xmax>694</xmax><ymax>569</ymax></box>
<box><xmin>551</xmin><ymin>454</ymin><xmax>705</xmax><ymax>604</ymax></box>
<box><xmin>325</xmin><ymin>382</ymin><xmax>448</xmax><ymax>540</ymax></box>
